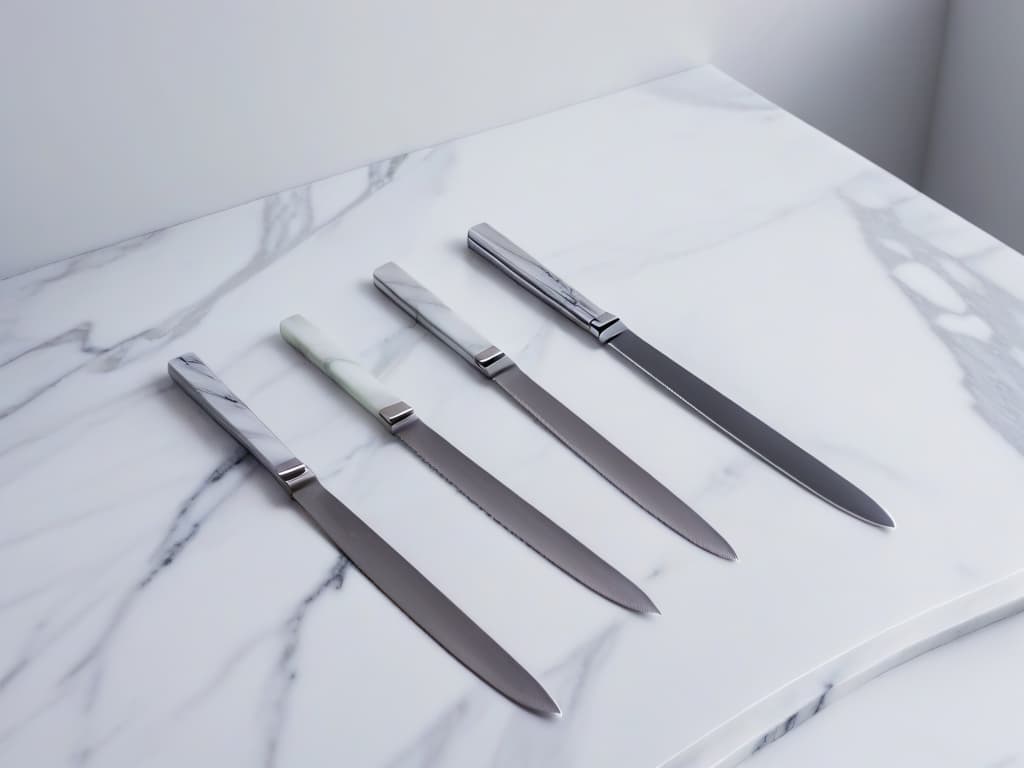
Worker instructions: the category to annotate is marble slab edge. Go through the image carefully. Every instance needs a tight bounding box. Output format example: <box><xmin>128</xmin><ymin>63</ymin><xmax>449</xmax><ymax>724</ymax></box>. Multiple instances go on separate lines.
<box><xmin>659</xmin><ymin>569</ymin><xmax>1024</xmax><ymax>767</ymax></box>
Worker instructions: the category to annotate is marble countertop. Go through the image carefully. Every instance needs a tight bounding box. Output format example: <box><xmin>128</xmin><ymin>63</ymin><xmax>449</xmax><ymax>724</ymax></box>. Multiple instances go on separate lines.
<box><xmin>745</xmin><ymin>607</ymin><xmax>1024</xmax><ymax>767</ymax></box>
<box><xmin>4</xmin><ymin>65</ymin><xmax>1024</xmax><ymax>767</ymax></box>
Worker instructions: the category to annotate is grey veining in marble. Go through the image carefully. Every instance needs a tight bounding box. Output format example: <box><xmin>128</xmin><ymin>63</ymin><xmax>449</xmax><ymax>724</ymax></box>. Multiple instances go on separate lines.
<box><xmin>842</xmin><ymin>185</ymin><xmax>1024</xmax><ymax>455</ymax></box>
<box><xmin>4</xmin><ymin>65</ymin><xmax>1024</xmax><ymax>767</ymax></box>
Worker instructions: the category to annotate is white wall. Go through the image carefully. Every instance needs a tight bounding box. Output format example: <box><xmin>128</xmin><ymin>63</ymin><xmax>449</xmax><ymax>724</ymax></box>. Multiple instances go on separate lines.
<box><xmin>710</xmin><ymin>1</ymin><xmax>947</xmax><ymax>184</ymax></box>
<box><xmin>924</xmin><ymin>1</ymin><xmax>1024</xmax><ymax>253</ymax></box>
<box><xmin>0</xmin><ymin>1</ymin><xmax>948</xmax><ymax>277</ymax></box>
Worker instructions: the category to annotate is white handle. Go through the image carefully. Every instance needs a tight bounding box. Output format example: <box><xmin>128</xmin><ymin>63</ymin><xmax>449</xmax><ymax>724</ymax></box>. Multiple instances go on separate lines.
<box><xmin>168</xmin><ymin>354</ymin><xmax>314</xmax><ymax>493</ymax></box>
<box><xmin>373</xmin><ymin>262</ymin><xmax>512</xmax><ymax>377</ymax></box>
<box><xmin>280</xmin><ymin>315</ymin><xmax>408</xmax><ymax>425</ymax></box>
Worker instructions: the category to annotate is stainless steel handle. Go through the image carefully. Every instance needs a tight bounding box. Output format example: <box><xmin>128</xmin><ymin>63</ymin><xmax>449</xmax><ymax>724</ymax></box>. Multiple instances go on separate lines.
<box><xmin>373</xmin><ymin>261</ymin><xmax>514</xmax><ymax>378</ymax></box>
<box><xmin>168</xmin><ymin>354</ymin><xmax>315</xmax><ymax>493</ymax></box>
<box><xmin>467</xmin><ymin>223</ymin><xmax>626</xmax><ymax>342</ymax></box>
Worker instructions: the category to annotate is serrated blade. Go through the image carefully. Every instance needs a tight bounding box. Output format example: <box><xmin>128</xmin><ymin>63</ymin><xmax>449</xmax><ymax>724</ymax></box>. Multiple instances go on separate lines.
<box><xmin>394</xmin><ymin>419</ymin><xmax>658</xmax><ymax>613</ymax></box>
<box><xmin>492</xmin><ymin>365</ymin><xmax>737</xmax><ymax>560</ymax></box>
<box><xmin>292</xmin><ymin>481</ymin><xmax>559</xmax><ymax>714</ymax></box>
<box><xmin>608</xmin><ymin>330</ymin><xmax>894</xmax><ymax>528</ymax></box>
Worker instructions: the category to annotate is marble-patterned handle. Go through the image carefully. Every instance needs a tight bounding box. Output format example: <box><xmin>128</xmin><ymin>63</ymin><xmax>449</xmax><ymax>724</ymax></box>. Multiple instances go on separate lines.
<box><xmin>373</xmin><ymin>262</ymin><xmax>512</xmax><ymax>377</ymax></box>
<box><xmin>168</xmin><ymin>354</ymin><xmax>306</xmax><ymax>488</ymax></box>
<box><xmin>467</xmin><ymin>223</ymin><xmax>625</xmax><ymax>342</ymax></box>
<box><xmin>280</xmin><ymin>314</ymin><xmax>406</xmax><ymax>423</ymax></box>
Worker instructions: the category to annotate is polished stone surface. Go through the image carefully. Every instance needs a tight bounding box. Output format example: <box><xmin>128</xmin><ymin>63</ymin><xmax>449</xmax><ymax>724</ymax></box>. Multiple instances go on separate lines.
<box><xmin>3</xmin><ymin>65</ymin><xmax>1024</xmax><ymax>767</ymax></box>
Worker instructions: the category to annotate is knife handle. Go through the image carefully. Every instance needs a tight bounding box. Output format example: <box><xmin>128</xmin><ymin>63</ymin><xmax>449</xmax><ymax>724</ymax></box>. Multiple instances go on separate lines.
<box><xmin>373</xmin><ymin>261</ymin><xmax>514</xmax><ymax>379</ymax></box>
<box><xmin>168</xmin><ymin>354</ymin><xmax>314</xmax><ymax>493</ymax></box>
<box><xmin>467</xmin><ymin>223</ymin><xmax>626</xmax><ymax>342</ymax></box>
<box><xmin>280</xmin><ymin>314</ymin><xmax>415</xmax><ymax>431</ymax></box>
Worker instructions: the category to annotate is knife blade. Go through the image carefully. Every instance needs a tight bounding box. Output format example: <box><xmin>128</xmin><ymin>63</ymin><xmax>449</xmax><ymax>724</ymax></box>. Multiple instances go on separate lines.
<box><xmin>467</xmin><ymin>223</ymin><xmax>894</xmax><ymax>529</ymax></box>
<box><xmin>280</xmin><ymin>314</ymin><xmax>658</xmax><ymax>613</ymax></box>
<box><xmin>372</xmin><ymin>261</ymin><xmax>737</xmax><ymax>560</ymax></box>
<box><xmin>168</xmin><ymin>353</ymin><xmax>559</xmax><ymax>715</ymax></box>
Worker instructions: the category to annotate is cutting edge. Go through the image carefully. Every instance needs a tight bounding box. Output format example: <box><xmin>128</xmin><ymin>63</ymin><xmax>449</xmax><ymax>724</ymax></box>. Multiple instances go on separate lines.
<box><xmin>293</xmin><ymin>481</ymin><xmax>561</xmax><ymax>714</ymax></box>
<box><xmin>607</xmin><ymin>330</ymin><xmax>895</xmax><ymax>528</ymax></box>
<box><xmin>492</xmin><ymin>364</ymin><xmax>738</xmax><ymax>561</ymax></box>
<box><xmin>392</xmin><ymin>417</ymin><xmax>660</xmax><ymax>614</ymax></box>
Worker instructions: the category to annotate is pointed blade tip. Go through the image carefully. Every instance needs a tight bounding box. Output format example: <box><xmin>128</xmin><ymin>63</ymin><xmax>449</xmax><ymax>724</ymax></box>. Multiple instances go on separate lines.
<box><xmin>517</xmin><ymin>686</ymin><xmax>561</xmax><ymax>716</ymax></box>
<box><xmin>588</xmin><ymin>563</ymin><xmax>659</xmax><ymax>614</ymax></box>
<box><xmin>846</xmin><ymin>498</ymin><xmax>895</xmax><ymax>529</ymax></box>
<box><xmin>635</xmin><ymin>591</ymin><xmax>660</xmax><ymax>615</ymax></box>
<box><xmin>875</xmin><ymin>511</ymin><xmax>896</xmax><ymax>529</ymax></box>
<box><xmin>674</xmin><ymin>523</ymin><xmax>738</xmax><ymax>562</ymax></box>
<box><xmin>875</xmin><ymin>512</ymin><xmax>896</xmax><ymax>529</ymax></box>
<box><xmin>705</xmin><ymin>534</ymin><xmax>739</xmax><ymax>562</ymax></box>
<box><xmin>875</xmin><ymin>502</ymin><xmax>896</xmax><ymax>528</ymax></box>
<box><xmin>541</xmin><ymin>699</ymin><xmax>562</xmax><ymax>717</ymax></box>
<box><xmin>605</xmin><ymin>583</ymin><xmax>659</xmax><ymax>615</ymax></box>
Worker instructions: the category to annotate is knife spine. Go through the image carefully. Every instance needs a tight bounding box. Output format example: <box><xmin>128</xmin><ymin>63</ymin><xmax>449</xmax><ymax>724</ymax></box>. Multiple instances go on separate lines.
<box><xmin>373</xmin><ymin>261</ymin><xmax>514</xmax><ymax>378</ymax></box>
<box><xmin>168</xmin><ymin>354</ymin><xmax>316</xmax><ymax>493</ymax></box>
<box><xmin>467</xmin><ymin>224</ymin><xmax>627</xmax><ymax>343</ymax></box>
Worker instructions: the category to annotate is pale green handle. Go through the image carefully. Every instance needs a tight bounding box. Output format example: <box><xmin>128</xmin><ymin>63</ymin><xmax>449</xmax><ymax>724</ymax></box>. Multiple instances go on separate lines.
<box><xmin>281</xmin><ymin>314</ymin><xmax>405</xmax><ymax>421</ymax></box>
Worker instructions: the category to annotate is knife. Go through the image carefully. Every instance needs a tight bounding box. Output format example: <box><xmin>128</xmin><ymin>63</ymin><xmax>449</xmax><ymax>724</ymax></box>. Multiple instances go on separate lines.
<box><xmin>168</xmin><ymin>353</ymin><xmax>559</xmax><ymax>715</ymax></box>
<box><xmin>467</xmin><ymin>223</ymin><xmax>894</xmax><ymax>529</ymax></box>
<box><xmin>373</xmin><ymin>261</ymin><xmax>737</xmax><ymax>560</ymax></box>
<box><xmin>280</xmin><ymin>314</ymin><xmax>658</xmax><ymax>613</ymax></box>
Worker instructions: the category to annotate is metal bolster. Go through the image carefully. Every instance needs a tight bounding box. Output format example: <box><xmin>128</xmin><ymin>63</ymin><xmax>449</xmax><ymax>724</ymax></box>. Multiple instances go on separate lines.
<box><xmin>589</xmin><ymin>312</ymin><xmax>626</xmax><ymax>343</ymax></box>
<box><xmin>378</xmin><ymin>401</ymin><xmax>417</xmax><ymax>433</ymax></box>
<box><xmin>275</xmin><ymin>459</ymin><xmax>317</xmax><ymax>493</ymax></box>
<box><xmin>473</xmin><ymin>345</ymin><xmax>514</xmax><ymax>378</ymax></box>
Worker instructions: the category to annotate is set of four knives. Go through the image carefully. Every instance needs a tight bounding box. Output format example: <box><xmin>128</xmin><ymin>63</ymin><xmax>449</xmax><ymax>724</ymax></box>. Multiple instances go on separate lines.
<box><xmin>170</xmin><ymin>223</ymin><xmax>892</xmax><ymax>716</ymax></box>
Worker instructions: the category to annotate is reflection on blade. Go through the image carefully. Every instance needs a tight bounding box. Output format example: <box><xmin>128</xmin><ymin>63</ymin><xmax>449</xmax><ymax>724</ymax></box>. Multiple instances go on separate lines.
<box><xmin>395</xmin><ymin>419</ymin><xmax>658</xmax><ymax>613</ymax></box>
<box><xmin>493</xmin><ymin>365</ymin><xmax>737</xmax><ymax>560</ymax></box>
<box><xmin>608</xmin><ymin>330</ymin><xmax>894</xmax><ymax>528</ymax></box>
<box><xmin>293</xmin><ymin>481</ymin><xmax>559</xmax><ymax>714</ymax></box>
